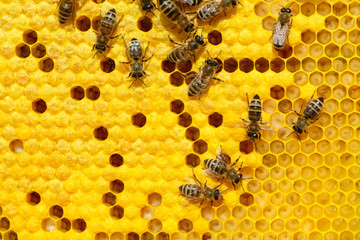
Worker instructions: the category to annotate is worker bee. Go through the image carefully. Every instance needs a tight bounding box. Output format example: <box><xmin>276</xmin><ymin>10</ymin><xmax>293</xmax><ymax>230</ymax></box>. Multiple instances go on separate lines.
<box><xmin>120</xmin><ymin>37</ymin><xmax>152</xmax><ymax>88</ymax></box>
<box><xmin>187</xmin><ymin>51</ymin><xmax>222</xmax><ymax>98</ymax></box>
<box><xmin>288</xmin><ymin>92</ymin><xmax>324</xmax><ymax>140</ymax></box>
<box><xmin>93</xmin><ymin>8</ymin><xmax>122</xmax><ymax>59</ymax></box>
<box><xmin>137</xmin><ymin>0</ymin><xmax>157</xmax><ymax>16</ymax></box>
<box><xmin>241</xmin><ymin>94</ymin><xmax>274</xmax><ymax>149</ymax></box>
<box><xmin>204</xmin><ymin>146</ymin><xmax>249</xmax><ymax>190</ymax></box>
<box><xmin>57</xmin><ymin>0</ymin><xmax>76</xmax><ymax>24</ymax></box>
<box><xmin>179</xmin><ymin>169</ymin><xmax>227</xmax><ymax>206</ymax></box>
<box><xmin>192</xmin><ymin>0</ymin><xmax>242</xmax><ymax>23</ymax></box>
<box><xmin>272</xmin><ymin>4</ymin><xmax>293</xmax><ymax>51</ymax></box>
<box><xmin>158</xmin><ymin>0</ymin><xmax>195</xmax><ymax>33</ymax></box>
<box><xmin>175</xmin><ymin>0</ymin><xmax>203</xmax><ymax>7</ymax></box>
<box><xmin>167</xmin><ymin>30</ymin><xmax>207</xmax><ymax>66</ymax></box>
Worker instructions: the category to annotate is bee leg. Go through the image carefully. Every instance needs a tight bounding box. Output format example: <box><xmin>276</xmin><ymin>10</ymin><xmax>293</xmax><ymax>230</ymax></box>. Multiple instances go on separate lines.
<box><xmin>200</xmin><ymin>199</ymin><xmax>204</xmax><ymax>207</ymax></box>
<box><xmin>110</xmin><ymin>34</ymin><xmax>121</xmax><ymax>39</ymax></box>
<box><xmin>119</xmin><ymin>61</ymin><xmax>130</xmax><ymax>64</ymax></box>
<box><xmin>240</xmin><ymin>182</ymin><xmax>245</xmax><ymax>192</ymax></box>
<box><xmin>210</xmin><ymin>200</ymin><xmax>213</xmax><ymax>206</ymax></box>
<box><xmin>230</xmin><ymin>156</ymin><xmax>241</xmax><ymax>168</ymax></box>
<box><xmin>71</xmin><ymin>1</ymin><xmax>76</xmax><ymax>25</ymax></box>
<box><xmin>212</xmin><ymin>77</ymin><xmax>224</xmax><ymax>82</ymax></box>
<box><xmin>127</xmin><ymin>72</ymin><xmax>132</xmax><ymax>78</ymax></box>
<box><xmin>240</xmin><ymin>118</ymin><xmax>249</xmax><ymax>124</ymax></box>
<box><xmin>192</xmin><ymin>169</ymin><xmax>202</xmax><ymax>186</ymax></box>
<box><xmin>192</xmin><ymin>54</ymin><xmax>196</xmax><ymax>63</ymax></box>
<box><xmin>168</xmin><ymin>35</ymin><xmax>182</xmax><ymax>46</ymax></box>
<box><xmin>259</xmin><ymin>132</ymin><xmax>262</xmax><ymax>140</ymax></box>
<box><xmin>232</xmin><ymin>181</ymin><xmax>236</xmax><ymax>189</ymax></box>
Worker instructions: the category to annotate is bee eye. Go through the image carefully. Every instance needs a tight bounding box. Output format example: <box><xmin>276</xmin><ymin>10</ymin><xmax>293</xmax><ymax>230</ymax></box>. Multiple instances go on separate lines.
<box><xmin>287</xmin><ymin>8</ymin><xmax>291</xmax><ymax>13</ymax></box>
<box><xmin>281</xmin><ymin>8</ymin><xmax>286</xmax><ymax>12</ymax></box>
<box><xmin>232</xmin><ymin>1</ymin><xmax>237</xmax><ymax>5</ymax></box>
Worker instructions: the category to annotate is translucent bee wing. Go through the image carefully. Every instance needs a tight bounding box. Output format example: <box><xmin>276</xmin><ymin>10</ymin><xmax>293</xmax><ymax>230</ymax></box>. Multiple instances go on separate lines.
<box><xmin>260</xmin><ymin>124</ymin><xmax>277</xmax><ymax>133</ymax></box>
<box><xmin>272</xmin><ymin>22</ymin><xmax>290</xmax><ymax>47</ymax></box>
<box><xmin>216</xmin><ymin>146</ymin><xmax>231</xmax><ymax>165</ymax></box>
<box><xmin>203</xmin><ymin>168</ymin><xmax>222</xmax><ymax>180</ymax></box>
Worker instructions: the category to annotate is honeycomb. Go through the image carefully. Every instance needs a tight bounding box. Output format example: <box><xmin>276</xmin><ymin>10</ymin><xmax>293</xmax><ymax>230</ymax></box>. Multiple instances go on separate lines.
<box><xmin>0</xmin><ymin>0</ymin><xmax>360</xmax><ymax>239</ymax></box>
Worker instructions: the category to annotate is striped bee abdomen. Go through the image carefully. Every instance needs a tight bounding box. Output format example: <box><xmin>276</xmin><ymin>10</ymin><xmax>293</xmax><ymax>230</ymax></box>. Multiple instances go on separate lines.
<box><xmin>248</xmin><ymin>94</ymin><xmax>262</xmax><ymax>121</ymax></box>
<box><xmin>99</xmin><ymin>9</ymin><xmax>117</xmax><ymax>36</ymax></box>
<box><xmin>58</xmin><ymin>0</ymin><xmax>73</xmax><ymax>24</ymax></box>
<box><xmin>179</xmin><ymin>184</ymin><xmax>202</xmax><ymax>198</ymax></box>
<box><xmin>168</xmin><ymin>46</ymin><xmax>188</xmax><ymax>64</ymax></box>
<box><xmin>204</xmin><ymin>159</ymin><xmax>227</xmax><ymax>175</ymax></box>
<box><xmin>158</xmin><ymin>0</ymin><xmax>181</xmax><ymax>22</ymax></box>
<box><xmin>304</xmin><ymin>97</ymin><xmax>324</xmax><ymax>120</ymax></box>
<box><xmin>188</xmin><ymin>79</ymin><xmax>208</xmax><ymax>97</ymax></box>
<box><xmin>197</xmin><ymin>2</ymin><xmax>220</xmax><ymax>21</ymax></box>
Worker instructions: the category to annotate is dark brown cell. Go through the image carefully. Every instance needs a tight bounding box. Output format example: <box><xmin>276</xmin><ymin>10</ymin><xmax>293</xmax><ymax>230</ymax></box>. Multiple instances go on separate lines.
<box><xmin>156</xmin><ymin>232</ymin><xmax>169</xmax><ymax>240</ymax></box>
<box><xmin>208</xmin><ymin>112</ymin><xmax>223</xmax><ymax>128</ymax></box>
<box><xmin>4</xmin><ymin>230</ymin><xmax>18</xmax><ymax>240</ymax></box>
<box><xmin>86</xmin><ymin>86</ymin><xmax>100</xmax><ymax>100</ymax></box>
<box><xmin>128</xmin><ymin>233</ymin><xmax>140</xmax><ymax>240</ymax></box>
<box><xmin>70</xmin><ymin>86</ymin><xmax>85</xmax><ymax>100</ymax></box>
<box><xmin>161</xmin><ymin>59</ymin><xmax>176</xmax><ymax>73</ymax></box>
<box><xmin>15</xmin><ymin>43</ymin><xmax>30</xmax><ymax>58</ymax></box>
<box><xmin>178</xmin><ymin>219</ymin><xmax>193</xmax><ymax>233</ymax></box>
<box><xmin>110</xmin><ymin>205</ymin><xmax>124</xmax><ymax>219</ymax></box>
<box><xmin>185</xmin><ymin>153</ymin><xmax>200</xmax><ymax>167</ymax></box>
<box><xmin>100</xmin><ymin>58</ymin><xmax>116</xmax><ymax>73</ymax></box>
<box><xmin>9</xmin><ymin>139</ymin><xmax>23</xmax><ymax>154</ymax></box>
<box><xmin>39</xmin><ymin>58</ymin><xmax>54</xmax><ymax>72</ymax></box>
<box><xmin>92</xmin><ymin>16</ymin><xmax>101</xmax><ymax>32</ymax></box>
<box><xmin>239</xmin><ymin>193</ymin><xmax>254</xmax><ymax>206</ymax></box>
<box><xmin>240</xmin><ymin>140</ymin><xmax>253</xmax><ymax>154</ymax></box>
<box><xmin>103</xmin><ymin>192</ymin><xmax>117</xmax><ymax>206</ymax></box>
<box><xmin>0</xmin><ymin>217</ymin><xmax>10</xmax><ymax>231</ymax></box>
<box><xmin>23</xmin><ymin>29</ymin><xmax>37</xmax><ymax>44</ymax></box>
<box><xmin>178</xmin><ymin>60</ymin><xmax>192</xmax><ymax>73</ymax></box>
<box><xmin>170</xmin><ymin>99</ymin><xmax>184</xmax><ymax>114</ymax></box>
<box><xmin>208</xmin><ymin>30</ymin><xmax>222</xmax><ymax>45</ymax></box>
<box><xmin>49</xmin><ymin>205</ymin><xmax>63</xmax><ymax>219</ymax></box>
<box><xmin>239</xmin><ymin>58</ymin><xmax>254</xmax><ymax>73</ymax></box>
<box><xmin>137</xmin><ymin>16</ymin><xmax>153</xmax><ymax>32</ymax></box>
<box><xmin>57</xmin><ymin>218</ymin><xmax>71</xmax><ymax>232</ymax></box>
<box><xmin>193</xmin><ymin>140</ymin><xmax>207</xmax><ymax>154</ymax></box>
<box><xmin>255</xmin><ymin>57</ymin><xmax>269</xmax><ymax>73</ymax></box>
<box><xmin>333</xmin><ymin>2</ymin><xmax>346</xmax><ymax>16</ymax></box>
<box><xmin>224</xmin><ymin>58</ymin><xmax>238</xmax><ymax>72</ymax></box>
<box><xmin>185</xmin><ymin>127</ymin><xmax>200</xmax><ymax>141</ymax></box>
<box><xmin>132</xmin><ymin>113</ymin><xmax>146</xmax><ymax>127</ymax></box>
<box><xmin>32</xmin><ymin>99</ymin><xmax>47</xmax><ymax>113</ymax></box>
<box><xmin>94</xmin><ymin>126</ymin><xmax>108</xmax><ymax>140</ymax></box>
<box><xmin>317</xmin><ymin>57</ymin><xmax>331</xmax><ymax>72</ymax></box>
<box><xmin>142</xmin><ymin>232</ymin><xmax>154</xmax><ymax>240</ymax></box>
<box><xmin>286</xmin><ymin>57</ymin><xmax>300</xmax><ymax>72</ymax></box>
<box><xmin>178</xmin><ymin>112</ymin><xmax>192</xmax><ymax>127</ymax></box>
<box><xmin>214</xmin><ymin>58</ymin><xmax>223</xmax><ymax>73</ymax></box>
<box><xmin>270</xmin><ymin>58</ymin><xmax>285</xmax><ymax>73</ymax></box>
<box><xmin>110</xmin><ymin>154</ymin><xmax>124</xmax><ymax>167</ymax></box>
<box><xmin>96</xmin><ymin>233</ymin><xmax>109</xmax><ymax>240</ymax></box>
<box><xmin>185</xmin><ymin>71</ymin><xmax>196</xmax><ymax>85</ymax></box>
<box><xmin>72</xmin><ymin>218</ymin><xmax>87</xmax><ymax>232</ymax></box>
<box><xmin>92</xmin><ymin>0</ymin><xmax>105</xmax><ymax>3</ymax></box>
<box><xmin>278</xmin><ymin>99</ymin><xmax>292</xmax><ymax>113</ymax></box>
<box><xmin>110</xmin><ymin>179</ymin><xmax>124</xmax><ymax>194</ymax></box>
<box><xmin>76</xmin><ymin>16</ymin><xmax>91</xmax><ymax>31</ymax></box>
<box><xmin>170</xmin><ymin>72</ymin><xmax>184</xmax><ymax>86</ymax></box>
<box><xmin>278</xmin><ymin>45</ymin><xmax>293</xmax><ymax>59</ymax></box>
<box><xmin>270</xmin><ymin>85</ymin><xmax>285</xmax><ymax>100</ymax></box>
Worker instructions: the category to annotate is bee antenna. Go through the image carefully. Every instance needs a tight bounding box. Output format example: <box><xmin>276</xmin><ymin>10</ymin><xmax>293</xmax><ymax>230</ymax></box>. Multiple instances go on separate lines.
<box><xmin>237</xmin><ymin>161</ymin><xmax>243</xmax><ymax>172</ymax></box>
<box><xmin>214</xmin><ymin>183</ymin><xmax>222</xmax><ymax>189</ymax></box>
<box><xmin>206</xmin><ymin>49</ymin><xmax>212</xmax><ymax>59</ymax></box>
<box><xmin>92</xmin><ymin>51</ymin><xmax>98</xmax><ymax>59</ymax></box>
<box><xmin>287</xmin><ymin>2</ymin><xmax>294</xmax><ymax>8</ymax></box>
<box><xmin>286</xmin><ymin>131</ymin><xmax>295</xmax><ymax>139</ymax></box>
<box><xmin>279</xmin><ymin>4</ymin><xmax>285</xmax><ymax>8</ymax></box>
<box><xmin>221</xmin><ymin>188</ymin><xmax>229</xmax><ymax>194</ymax></box>
<box><xmin>215</xmin><ymin>50</ymin><xmax>222</xmax><ymax>59</ymax></box>
<box><xmin>253</xmin><ymin>139</ymin><xmax>258</xmax><ymax>151</ymax></box>
<box><xmin>240</xmin><ymin>181</ymin><xmax>245</xmax><ymax>192</ymax></box>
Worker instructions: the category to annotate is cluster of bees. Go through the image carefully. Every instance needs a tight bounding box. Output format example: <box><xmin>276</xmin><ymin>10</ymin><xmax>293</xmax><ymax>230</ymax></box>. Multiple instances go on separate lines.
<box><xmin>55</xmin><ymin>1</ymin><xmax>323</xmax><ymax>206</ymax></box>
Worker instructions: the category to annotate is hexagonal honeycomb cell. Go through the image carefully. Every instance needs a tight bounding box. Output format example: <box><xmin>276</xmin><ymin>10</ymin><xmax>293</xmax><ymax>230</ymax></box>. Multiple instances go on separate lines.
<box><xmin>1</xmin><ymin>0</ymin><xmax>360</xmax><ymax>239</ymax></box>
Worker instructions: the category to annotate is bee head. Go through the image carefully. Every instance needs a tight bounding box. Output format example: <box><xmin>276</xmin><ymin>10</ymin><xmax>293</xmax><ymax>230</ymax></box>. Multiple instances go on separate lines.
<box><xmin>234</xmin><ymin>173</ymin><xmax>242</xmax><ymax>184</ymax></box>
<box><xmin>293</xmin><ymin>125</ymin><xmax>302</xmax><ymax>134</ymax></box>
<box><xmin>281</xmin><ymin>7</ymin><xmax>291</xmax><ymax>13</ymax></box>
<box><xmin>205</xmin><ymin>59</ymin><xmax>218</xmax><ymax>67</ymax></box>
<box><xmin>248</xmin><ymin>132</ymin><xmax>258</xmax><ymax>139</ymax></box>
<box><xmin>195</xmin><ymin>35</ymin><xmax>205</xmax><ymax>45</ymax></box>
<box><xmin>185</xmin><ymin>23</ymin><xmax>195</xmax><ymax>33</ymax></box>
<box><xmin>231</xmin><ymin>0</ymin><xmax>237</xmax><ymax>6</ymax></box>
<box><xmin>132</xmin><ymin>72</ymin><xmax>143</xmax><ymax>78</ymax></box>
<box><xmin>95</xmin><ymin>45</ymin><xmax>106</xmax><ymax>52</ymax></box>
<box><xmin>214</xmin><ymin>189</ymin><xmax>220</xmax><ymax>200</ymax></box>
<box><xmin>142</xmin><ymin>4</ymin><xmax>154</xmax><ymax>11</ymax></box>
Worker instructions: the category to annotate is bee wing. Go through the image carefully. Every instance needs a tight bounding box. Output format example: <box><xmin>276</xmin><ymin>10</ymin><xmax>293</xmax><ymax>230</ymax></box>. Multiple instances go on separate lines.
<box><xmin>203</xmin><ymin>168</ymin><xmax>222</xmax><ymax>179</ymax></box>
<box><xmin>216</xmin><ymin>146</ymin><xmax>231</xmax><ymax>165</ymax></box>
<box><xmin>273</xmin><ymin>22</ymin><xmax>290</xmax><ymax>46</ymax></box>
<box><xmin>260</xmin><ymin>125</ymin><xmax>277</xmax><ymax>133</ymax></box>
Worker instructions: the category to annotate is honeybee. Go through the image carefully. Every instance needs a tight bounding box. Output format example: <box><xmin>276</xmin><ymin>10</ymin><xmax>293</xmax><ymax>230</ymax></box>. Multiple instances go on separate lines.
<box><xmin>137</xmin><ymin>0</ymin><xmax>157</xmax><ymax>16</ymax></box>
<box><xmin>179</xmin><ymin>169</ymin><xmax>227</xmax><ymax>206</ymax></box>
<box><xmin>158</xmin><ymin>0</ymin><xmax>195</xmax><ymax>33</ymax></box>
<box><xmin>192</xmin><ymin>0</ymin><xmax>242</xmax><ymax>23</ymax></box>
<box><xmin>57</xmin><ymin>0</ymin><xmax>76</xmax><ymax>24</ymax></box>
<box><xmin>241</xmin><ymin>94</ymin><xmax>273</xmax><ymax>149</ymax></box>
<box><xmin>168</xmin><ymin>30</ymin><xmax>207</xmax><ymax>66</ymax></box>
<box><xmin>93</xmin><ymin>8</ymin><xmax>122</xmax><ymax>59</ymax></box>
<box><xmin>272</xmin><ymin>4</ymin><xmax>293</xmax><ymax>51</ymax></box>
<box><xmin>288</xmin><ymin>92</ymin><xmax>324</xmax><ymax>140</ymax></box>
<box><xmin>120</xmin><ymin>37</ymin><xmax>152</xmax><ymax>88</ymax></box>
<box><xmin>204</xmin><ymin>146</ymin><xmax>248</xmax><ymax>190</ymax></box>
<box><xmin>187</xmin><ymin>51</ymin><xmax>222</xmax><ymax>98</ymax></box>
<box><xmin>175</xmin><ymin>0</ymin><xmax>203</xmax><ymax>7</ymax></box>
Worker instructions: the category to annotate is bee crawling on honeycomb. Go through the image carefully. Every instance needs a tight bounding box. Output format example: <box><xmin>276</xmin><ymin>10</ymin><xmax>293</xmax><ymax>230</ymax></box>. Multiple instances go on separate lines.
<box><xmin>179</xmin><ymin>169</ymin><xmax>228</xmax><ymax>206</ymax></box>
<box><xmin>204</xmin><ymin>146</ymin><xmax>251</xmax><ymax>191</ymax></box>
<box><xmin>56</xmin><ymin>0</ymin><xmax>77</xmax><ymax>24</ymax></box>
<box><xmin>288</xmin><ymin>91</ymin><xmax>324</xmax><ymax>140</ymax></box>
<box><xmin>136</xmin><ymin>0</ymin><xmax>157</xmax><ymax>17</ymax></box>
<box><xmin>272</xmin><ymin>3</ymin><xmax>293</xmax><ymax>51</ymax></box>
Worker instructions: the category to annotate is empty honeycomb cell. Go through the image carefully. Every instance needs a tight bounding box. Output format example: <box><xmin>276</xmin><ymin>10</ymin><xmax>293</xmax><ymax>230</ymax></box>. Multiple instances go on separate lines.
<box><xmin>278</xmin><ymin>99</ymin><xmax>291</xmax><ymax>114</ymax></box>
<box><xmin>15</xmin><ymin>43</ymin><xmax>30</xmax><ymax>58</ymax></box>
<box><xmin>32</xmin><ymin>98</ymin><xmax>47</xmax><ymax>113</ymax></box>
<box><xmin>92</xmin><ymin>16</ymin><xmax>101</xmax><ymax>31</ymax></box>
<box><xmin>325</xmin><ymin>126</ymin><xmax>338</xmax><ymax>140</ymax></box>
<box><xmin>31</xmin><ymin>43</ymin><xmax>46</xmax><ymax>58</ymax></box>
<box><xmin>9</xmin><ymin>139</ymin><xmax>23</xmax><ymax>154</ymax></box>
<box><xmin>278</xmin><ymin>45</ymin><xmax>293</xmax><ymax>59</ymax></box>
<box><xmin>270</xmin><ymin>85</ymin><xmax>284</xmax><ymax>100</ymax></box>
<box><xmin>309</xmin><ymin>44</ymin><xmax>322</xmax><ymax>58</ymax></box>
<box><xmin>333</xmin><ymin>30</ymin><xmax>347</xmax><ymax>45</ymax></box>
<box><xmin>248</xmin><ymin>180</ymin><xmax>261</xmax><ymax>193</ymax></box>
<box><xmin>255</xmin><ymin>166</ymin><xmax>269</xmax><ymax>180</ymax></box>
<box><xmin>254</xmin><ymin>2</ymin><xmax>268</xmax><ymax>16</ymax></box>
<box><xmin>340</xmin><ymin>231</ymin><xmax>354</xmax><ymax>240</ymax></box>
<box><xmin>50</xmin><ymin>205</ymin><xmax>63</xmax><ymax>219</ymax></box>
<box><xmin>333</xmin><ymin>113</ymin><xmax>346</xmax><ymax>126</ymax></box>
<box><xmin>185</xmin><ymin>153</ymin><xmax>200</xmax><ymax>167</ymax></box>
<box><xmin>317</xmin><ymin>192</ymin><xmax>331</xmax><ymax>205</ymax></box>
<box><xmin>239</xmin><ymin>193</ymin><xmax>254</xmax><ymax>206</ymax></box>
<box><xmin>325</xmin><ymin>99</ymin><xmax>339</xmax><ymax>114</ymax></box>
<box><xmin>350</xmin><ymin>2</ymin><xmax>360</xmax><ymax>15</ymax></box>
<box><xmin>317</xmin><ymin>57</ymin><xmax>331</xmax><ymax>72</ymax></box>
<box><xmin>72</xmin><ymin>218</ymin><xmax>87</xmax><ymax>232</ymax></box>
<box><xmin>172</xmin><ymin>233</ymin><xmax>184</xmax><ymax>240</ymax></box>
<box><xmin>307</xmin><ymin>126</ymin><xmax>323</xmax><ymax>140</ymax></box>
<box><xmin>58</xmin><ymin>218</ymin><xmax>71</xmax><ymax>232</ymax></box>
<box><xmin>270</xmin><ymin>167</ymin><xmax>284</xmax><ymax>180</ymax></box>
<box><xmin>271</xmin><ymin>192</ymin><xmax>284</xmax><ymax>206</ymax></box>
<box><xmin>349</xmin><ymin>139</ymin><xmax>360</xmax><ymax>153</ymax></box>
<box><xmin>26</xmin><ymin>191</ymin><xmax>41</xmax><ymax>205</ymax></box>
<box><xmin>255</xmin><ymin>58</ymin><xmax>269</xmax><ymax>73</ymax></box>
<box><xmin>224</xmin><ymin>220</ymin><xmax>238</xmax><ymax>233</ymax></box>
<box><xmin>239</xmin><ymin>58</ymin><xmax>254</xmax><ymax>73</ymax></box>
<box><xmin>333</xmin><ymin>2</ymin><xmax>347</xmax><ymax>17</ymax></box>
<box><xmin>333</xmin><ymin>84</ymin><xmax>346</xmax><ymax>99</ymax></box>
<box><xmin>128</xmin><ymin>233</ymin><xmax>140</xmax><ymax>240</ymax></box>
<box><xmin>332</xmin><ymin>218</ymin><xmax>347</xmax><ymax>231</ymax></box>
<box><xmin>42</xmin><ymin>218</ymin><xmax>55</xmax><ymax>232</ymax></box>
<box><xmin>209</xmin><ymin>220</ymin><xmax>222</xmax><ymax>232</ymax></box>
<box><xmin>208</xmin><ymin>30</ymin><xmax>222</xmax><ymax>45</ymax></box>
<box><xmin>293</xmin><ymin>71</ymin><xmax>308</xmax><ymax>86</ymax></box>
<box><xmin>239</xmin><ymin>219</ymin><xmax>254</xmax><ymax>233</ymax></box>
<box><xmin>208</xmin><ymin>112</ymin><xmax>223</xmax><ymax>128</ymax></box>
<box><xmin>263</xmin><ymin>205</ymin><xmax>276</xmax><ymax>220</ymax></box>
<box><xmin>177</xmin><ymin>219</ymin><xmax>193</xmax><ymax>233</ymax></box>
<box><xmin>178</xmin><ymin>113</ymin><xmax>192</xmax><ymax>127</ymax></box>
<box><xmin>148</xmin><ymin>193</ymin><xmax>162</xmax><ymax>207</ymax></box>
<box><xmin>110</xmin><ymin>153</ymin><xmax>124</xmax><ymax>167</ymax></box>
<box><xmin>262</xmin><ymin>16</ymin><xmax>276</xmax><ymax>31</ymax></box>
<box><xmin>216</xmin><ymin>206</ymin><xmax>230</xmax><ymax>220</ymax></box>
<box><xmin>96</xmin><ymin>232</ymin><xmax>110</xmax><ymax>240</ymax></box>
<box><xmin>340</xmin><ymin>98</ymin><xmax>354</xmax><ymax>113</ymax></box>
<box><xmin>100</xmin><ymin>58</ymin><xmax>116</xmax><ymax>73</ymax></box>
<box><xmin>349</xmin><ymin>166</ymin><xmax>360</xmax><ymax>179</ymax></box>
<box><xmin>341</xmin><ymin>43</ymin><xmax>355</xmax><ymax>58</ymax></box>
<box><xmin>349</xmin><ymin>112</ymin><xmax>360</xmax><ymax>126</ymax></box>
<box><xmin>185</xmin><ymin>127</ymin><xmax>200</xmax><ymax>141</ymax></box>
<box><xmin>103</xmin><ymin>192</ymin><xmax>117</xmax><ymax>206</ymax></box>
<box><xmin>248</xmin><ymin>206</ymin><xmax>261</xmax><ymax>219</ymax></box>
<box><xmin>309</xmin><ymin>179</ymin><xmax>323</xmax><ymax>192</ymax></box>
<box><xmin>325</xmin><ymin>16</ymin><xmax>339</xmax><ymax>30</ymax></box>
<box><xmin>279</xmin><ymin>206</ymin><xmax>292</xmax><ymax>219</ymax></box>
<box><xmin>317</xmin><ymin>2</ymin><xmax>330</xmax><ymax>15</ymax></box>
<box><xmin>325</xmin><ymin>71</ymin><xmax>339</xmax><ymax>85</ymax></box>
<box><xmin>255</xmin><ymin>219</ymin><xmax>269</xmax><ymax>232</ymax></box>
<box><xmin>333</xmin><ymin>166</ymin><xmax>347</xmax><ymax>179</ymax></box>
<box><xmin>302</xmin><ymin>30</ymin><xmax>316</xmax><ymax>44</ymax></box>
<box><xmin>270</xmin><ymin>58</ymin><xmax>285</xmax><ymax>73</ymax></box>
<box><xmin>262</xmin><ymin>154</ymin><xmax>276</xmax><ymax>168</ymax></box>
<box><xmin>149</xmin><ymin>219</ymin><xmax>162</xmax><ymax>233</ymax></box>
<box><xmin>286</xmin><ymin>192</ymin><xmax>300</xmax><ymax>205</ymax></box>
<box><xmin>170</xmin><ymin>99</ymin><xmax>184</xmax><ymax>114</ymax></box>
<box><xmin>301</xmin><ymin>2</ymin><xmax>315</xmax><ymax>16</ymax></box>
<box><xmin>317</xmin><ymin>84</ymin><xmax>331</xmax><ymax>99</ymax></box>
<box><xmin>0</xmin><ymin>217</ymin><xmax>9</xmax><ymax>231</ymax></box>
<box><xmin>177</xmin><ymin>60</ymin><xmax>192</xmax><ymax>73</ymax></box>
<box><xmin>271</xmin><ymin>219</ymin><xmax>284</xmax><ymax>232</ymax></box>
<box><xmin>263</xmin><ymin>180</ymin><xmax>276</xmax><ymax>193</ymax></box>
<box><xmin>349</xmin><ymin>85</ymin><xmax>360</xmax><ymax>99</ymax></box>
<box><xmin>293</xmin><ymin>205</ymin><xmax>307</xmax><ymax>219</ymax></box>
<box><xmin>302</xmin><ymin>192</ymin><xmax>315</xmax><ymax>205</ymax></box>
<box><xmin>170</xmin><ymin>72</ymin><xmax>184</xmax><ymax>87</ymax></box>
<box><xmin>349</xmin><ymin>29</ymin><xmax>360</xmax><ymax>44</ymax></box>
<box><xmin>193</xmin><ymin>139</ymin><xmax>207</xmax><ymax>154</ymax></box>
<box><xmin>161</xmin><ymin>60</ymin><xmax>176</xmax><ymax>73</ymax></box>
<box><xmin>223</xmin><ymin>58</ymin><xmax>238</xmax><ymax>73</ymax></box>
<box><xmin>132</xmin><ymin>113</ymin><xmax>147</xmax><ymax>127</ymax></box>
<box><xmin>70</xmin><ymin>86</ymin><xmax>85</xmax><ymax>100</ymax></box>
<box><xmin>286</xmin><ymin>57</ymin><xmax>300</xmax><ymax>72</ymax></box>
<box><xmin>23</xmin><ymin>29</ymin><xmax>37</xmax><ymax>44</ymax></box>
<box><xmin>302</xmin><ymin>57</ymin><xmax>316</xmax><ymax>72</ymax></box>
<box><xmin>278</xmin><ymin>180</ymin><xmax>292</xmax><ymax>193</ymax></box>
<box><xmin>333</xmin><ymin>57</ymin><xmax>347</xmax><ymax>72</ymax></box>
<box><xmin>317</xmin><ymin>166</ymin><xmax>331</xmax><ymax>179</ymax></box>
<box><xmin>309</xmin><ymin>72</ymin><xmax>323</xmax><ymax>86</ymax></box>
<box><xmin>349</xmin><ymin>57</ymin><xmax>360</xmax><ymax>72</ymax></box>
<box><xmin>239</xmin><ymin>140</ymin><xmax>253</xmax><ymax>154</ymax></box>
<box><xmin>277</xmin><ymin>154</ymin><xmax>291</xmax><ymax>168</ymax></box>
<box><xmin>157</xmin><ymin>232</ymin><xmax>169</xmax><ymax>240</ymax></box>
<box><xmin>39</xmin><ymin>57</ymin><xmax>54</xmax><ymax>72</ymax></box>
<box><xmin>340</xmin><ymin>152</ymin><xmax>354</xmax><ymax>166</ymax></box>
<box><xmin>301</xmin><ymin>140</ymin><xmax>315</xmax><ymax>154</ymax></box>
<box><xmin>286</xmin><ymin>167</ymin><xmax>300</xmax><ymax>180</ymax></box>
<box><xmin>263</xmin><ymin>99</ymin><xmax>276</xmax><ymax>114</ymax></box>
<box><xmin>340</xmin><ymin>179</ymin><xmax>353</xmax><ymax>192</ymax></box>
<box><xmin>201</xmin><ymin>207</ymin><xmax>215</xmax><ymax>220</ymax></box>
<box><xmin>341</xmin><ymin>15</ymin><xmax>355</xmax><ymax>30</ymax></box>
<box><xmin>76</xmin><ymin>16</ymin><xmax>91</xmax><ymax>31</ymax></box>
<box><xmin>110</xmin><ymin>205</ymin><xmax>124</xmax><ymax>219</ymax></box>
<box><xmin>94</xmin><ymin>126</ymin><xmax>108</xmax><ymax>140</ymax></box>
<box><xmin>302</xmin><ymin>166</ymin><xmax>315</xmax><ymax>179</ymax></box>
<box><xmin>141</xmin><ymin>206</ymin><xmax>154</xmax><ymax>220</ymax></box>
<box><xmin>110</xmin><ymin>179</ymin><xmax>124</xmax><ymax>193</ymax></box>
<box><xmin>4</xmin><ymin>231</ymin><xmax>17</xmax><ymax>240</ymax></box>
<box><xmin>137</xmin><ymin>17</ymin><xmax>153</xmax><ymax>32</ymax></box>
